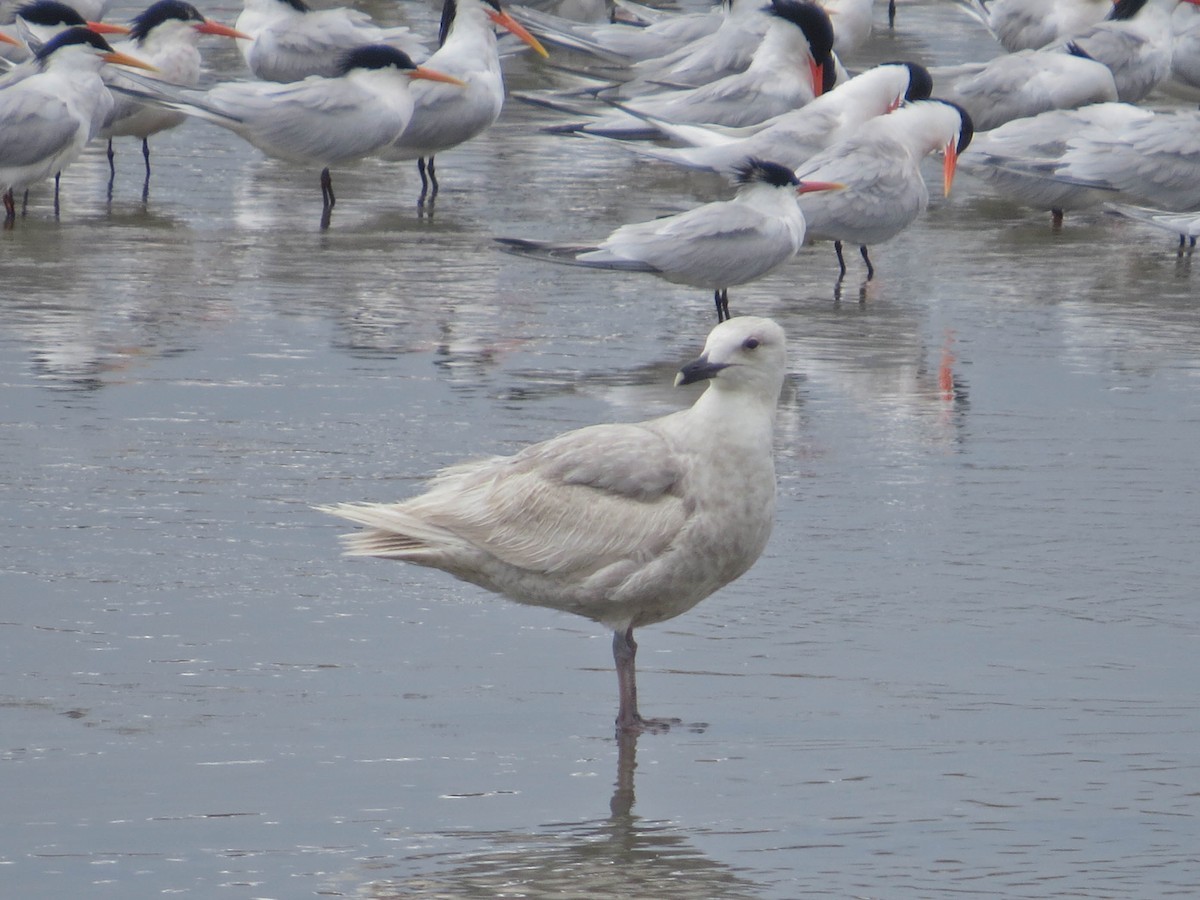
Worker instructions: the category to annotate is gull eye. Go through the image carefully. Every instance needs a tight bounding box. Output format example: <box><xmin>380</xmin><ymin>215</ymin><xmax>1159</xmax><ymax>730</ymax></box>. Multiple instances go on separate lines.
<box><xmin>742</xmin><ymin>337</ymin><xmax>760</xmax><ymax>350</ymax></box>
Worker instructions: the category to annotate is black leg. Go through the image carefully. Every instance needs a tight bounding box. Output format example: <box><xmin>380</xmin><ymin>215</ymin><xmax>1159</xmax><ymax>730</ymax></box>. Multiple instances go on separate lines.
<box><xmin>3</xmin><ymin>189</ymin><xmax>14</xmax><ymax>226</ymax></box>
<box><xmin>53</xmin><ymin>172</ymin><xmax>60</xmax><ymax>218</ymax></box>
<box><xmin>888</xmin><ymin>0</ymin><xmax>896</xmax><ymax>27</ymax></box>
<box><xmin>427</xmin><ymin>156</ymin><xmax>439</xmax><ymax>201</ymax></box>
<box><xmin>107</xmin><ymin>138</ymin><xmax>115</xmax><ymax>177</ymax></box>
<box><xmin>320</xmin><ymin>167</ymin><xmax>335</xmax><ymax>229</ymax></box>
<box><xmin>834</xmin><ymin>240</ymin><xmax>848</xmax><ymax>277</ymax></box>
<box><xmin>859</xmin><ymin>245</ymin><xmax>875</xmax><ymax>280</ymax></box>
<box><xmin>417</xmin><ymin>157</ymin><xmax>429</xmax><ymax>206</ymax></box>
<box><xmin>142</xmin><ymin>139</ymin><xmax>151</xmax><ymax>178</ymax></box>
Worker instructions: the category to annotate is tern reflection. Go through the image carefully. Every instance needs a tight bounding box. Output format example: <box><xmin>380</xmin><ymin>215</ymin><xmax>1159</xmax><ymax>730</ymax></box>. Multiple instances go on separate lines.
<box><xmin>359</xmin><ymin>733</ymin><xmax>760</xmax><ymax>899</ymax></box>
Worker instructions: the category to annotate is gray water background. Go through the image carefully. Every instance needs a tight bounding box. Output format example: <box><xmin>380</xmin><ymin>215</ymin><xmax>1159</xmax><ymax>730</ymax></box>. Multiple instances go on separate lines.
<box><xmin>2</xmin><ymin>1</ymin><xmax>1198</xmax><ymax>896</ymax></box>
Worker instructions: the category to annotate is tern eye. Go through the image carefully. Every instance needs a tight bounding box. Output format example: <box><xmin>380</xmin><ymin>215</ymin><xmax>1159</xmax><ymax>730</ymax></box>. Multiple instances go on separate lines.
<box><xmin>742</xmin><ymin>337</ymin><xmax>760</xmax><ymax>350</ymax></box>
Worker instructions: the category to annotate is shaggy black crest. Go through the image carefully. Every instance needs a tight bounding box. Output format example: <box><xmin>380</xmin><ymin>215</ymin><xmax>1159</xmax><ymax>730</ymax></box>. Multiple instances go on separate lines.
<box><xmin>735</xmin><ymin>158</ymin><xmax>800</xmax><ymax>189</ymax></box>
<box><xmin>767</xmin><ymin>0</ymin><xmax>835</xmax><ymax>64</ymax></box>
<box><xmin>1109</xmin><ymin>0</ymin><xmax>1149</xmax><ymax>22</ymax></box>
<box><xmin>338</xmin><ymin>44</ymin><xmax>418</xmax><ymax>75</ymax></box>
<box><xmin>16</xmin><ymin>0</ymin><xmax>85</xmax><ymax>27</ymax></box>
<box><xmin>35</xmin><ymin>25</ymin><xmax>113</xmax><ymax>61</ymax></box>
<box><xmin>130</xmin><ymin>0</ymin><xmax>205</xmax><ymax>42</ymax></box>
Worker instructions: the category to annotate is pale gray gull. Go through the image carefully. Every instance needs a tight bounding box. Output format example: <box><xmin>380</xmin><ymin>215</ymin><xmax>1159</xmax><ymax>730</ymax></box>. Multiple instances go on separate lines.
<box><xmin>318</xmin><ymin>316</ymin><xmax>787</xmax><ymax>734</ymax></box>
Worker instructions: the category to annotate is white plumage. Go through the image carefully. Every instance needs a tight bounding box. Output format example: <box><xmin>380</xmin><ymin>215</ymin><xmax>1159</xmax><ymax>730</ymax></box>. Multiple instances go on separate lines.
<box><xmin>320</xmin><ymin>315</ymin><xmax>788</xmax><ymax>734</ymax></box>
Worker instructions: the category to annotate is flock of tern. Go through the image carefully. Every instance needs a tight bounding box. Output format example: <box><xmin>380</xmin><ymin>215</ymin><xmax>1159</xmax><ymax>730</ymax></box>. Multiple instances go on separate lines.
<box><xmin>2</xmin><ymin>0</ymin><xmax>1199</xmax><ymax>308</ymax></box>
<box><xmin>4</xmin><ymin>0</ymin><xmax>1200</xmax><ymax>731</ymax></box>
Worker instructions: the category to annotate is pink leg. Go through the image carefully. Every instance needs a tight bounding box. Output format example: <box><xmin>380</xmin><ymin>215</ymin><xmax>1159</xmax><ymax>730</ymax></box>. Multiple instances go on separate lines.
<box><xmin>612</xmin><ymin>627</ymin><xmax>677</xmax><ymax>734</ymax></box>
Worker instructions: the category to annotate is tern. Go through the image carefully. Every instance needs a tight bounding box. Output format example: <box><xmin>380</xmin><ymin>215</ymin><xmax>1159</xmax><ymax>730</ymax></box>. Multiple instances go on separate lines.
<box><xmin>0</xmin><ymin>27</ymin><xmax>154</xmax><ymax>223</ymax></box>
<box><xmin>1</xmin><ymin>0</ymin><xmax>127</xmax><ymax>63</ymax></box>
<box><xmin>234</xmin><ymin>0</ymin><xmax>428</xmax><ymax>83</ymax></box>
<box><xmin>496</xmin><ymin>158</ymin><xmax>843</xmax><ymax>321</ymax></box>
<box><xmin>375</xmin><ymin>0</ymin><xmax>547</xmax><ymax>206</ymax></box>
<box><xmin>558</xmin><ymin>0</ymin><xmax>837</xmax><ymax>139</ymax></box>
<box><xmin>319</xmin><ymin>316</ymin><xmax>789</xmax><ymax>735</ymax></box>
<box><xmin>958</xmin><ymin>0</ymin><xmax>1113</xmax><ymax>52</ymax></box>
<box><xmin>109</xmin><ymin>45</ymin><xmax>464</xmax><ymax>226</ymax></box>
<box><xmin>101</xmin><ymin>0</ymin><xmax>246</xmax><ymax>183</ymax></box>
<box><xmin>596</xmin><ymin>61</ymin><xmax>933</xmax><ymax>176</ymax></box>
<box><xmin>793</xmin><ymin>99</ymin><xmax>975</xmax><ymax>281</ymax></box>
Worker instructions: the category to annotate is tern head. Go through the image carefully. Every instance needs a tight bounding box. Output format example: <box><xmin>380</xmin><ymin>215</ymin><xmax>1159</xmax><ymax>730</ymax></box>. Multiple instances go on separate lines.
<box><xmin>1109</xmin><ymin>0</ymin><xmax>1199</xmax><ymax>20</ymax></box>
<box><xmin>129</xmin><ymin>1</ymin><xmax>249</xmax><ymax>43</ymax></box>
<box><xmin>437</xmin><ymin>0</ymin><xmax>548</xmax><ymax>57</ymax></box>
<box><xmin>675</xmin><ymin>317</ymin><xmax>788</xmax><ymax>400</ymax></box>
<box><xmin>34</xmin><ymin>25</ymin><xmax>157</xmax><ymax>70</ymax></box>
<box><xmin>734</xmin><ymin>158</ymin><xmax>844</xmax><ymax>196</ymax></box>
<box><xmin>337</xmin><ymin>45</ymin><xmax>467</xmax><ymax>86</ymax></box>
<box><xmin>766</xmin><ymin>0</ymin><xmax>835</xmax><ymax>96</ymax></box>
<box><xmin>16</xmin><ymin>0</ymin><xmax>129</xmax><ymax>34</ymax></box>
<box><xmin>933</xmin><ymin>99</ymin><xmax>974</xmax><ymax>196</ymax></box>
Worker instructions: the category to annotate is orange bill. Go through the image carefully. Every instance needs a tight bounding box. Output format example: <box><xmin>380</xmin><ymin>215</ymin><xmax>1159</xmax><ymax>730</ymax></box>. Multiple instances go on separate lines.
<box><xmin>809</xmin><ymin>59</ymin><xmax>824</xmax><ymax>98</ymax></box>
<box><xmin>0</xmin><ymin>31</ymin><xmax>19</xmax><ymax>46</ymax></box>
<box><xmin>102</xmin><ymin>50</ymin><xmax>158</xmax><ymax>71</ymax></box>
<box><xmin>943</xmin><ymin>137</ymin><xmax>958</xmax><ymax>196</ymax></box>
<box><xmin>195</xmin><ymin>20</ymin><xmax>252</xmax><ymax>39</ymax></box>
<box><xmin>796</xmin><ymin>180</ymin><xmax>845</xmax><ymax>194</ymax></box>
<box><xmin>87</xmin><ymin>21</ymin><xmax>131</xmax><ymax>35</ymax></box>
<box><xmin>410</xmin><ymin>65</ymin><xmax>468</xmax><ymax>87</ymax></box>
<box><xmin>487</xmin><ymin>9</ymin><xmax>549</xmax><ymax>58</ymax></box>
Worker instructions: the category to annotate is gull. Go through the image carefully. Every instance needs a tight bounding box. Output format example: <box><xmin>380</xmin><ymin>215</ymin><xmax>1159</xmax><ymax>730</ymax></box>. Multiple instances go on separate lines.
<box><xmin>101</xmin><ymin>0</ymin><xmax>246</xmax><ymax>183</ymax></box>
<box><xmin>0</xmin><ymin>27</ymin><xmax>154</xmax><ymax>223</ymax></box>
<box><xmin>495</xmin><ymin>158</ymin><xmax>843</xmax><ymax>321</ymax></box>
<box><xmin>375</xmin><ymin>0</ymin><xmax>547</xmax><ymax>206</ymax></box>
<box><xmin>596</xmin><ymin>61</ymin><xmax>932</xmax><ymax>176</ymax></box>
<box><xmin>793</xmin><ymin>98</ymin><xmax>975</xmax><ymax>280</ymax></box>
<box><xmin>234</xmin><ymin>0</ymin><xmax>428</xmax><ymax>83</ymax></box>
<box><xmin>109</xmin><ymin>45</ymin><xmax>464</xmax><ymax>226</ymax></box>
<box><xmin>319</xmin><ymin>315</ymin><xmax>789</xmax><ymax>735</ymax></box>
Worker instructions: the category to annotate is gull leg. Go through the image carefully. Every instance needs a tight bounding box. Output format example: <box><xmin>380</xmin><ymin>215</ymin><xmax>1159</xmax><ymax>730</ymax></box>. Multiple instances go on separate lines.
<box><xmin>612</xmin><ymin>627</ymin><xmax>677</xmax><ymax>735</ymax></box>
<box><xmin>713</xmin><ymin>288</ymin><xmax>730</xmax><ymax>322</ymax></box>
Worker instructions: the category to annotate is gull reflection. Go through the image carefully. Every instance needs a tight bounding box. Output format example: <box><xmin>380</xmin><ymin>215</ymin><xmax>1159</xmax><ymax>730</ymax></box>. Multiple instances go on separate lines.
<box><xmin>356</xmin><ymin>734</ymin><xmax>760</xmax><ymax>899</ymax></box>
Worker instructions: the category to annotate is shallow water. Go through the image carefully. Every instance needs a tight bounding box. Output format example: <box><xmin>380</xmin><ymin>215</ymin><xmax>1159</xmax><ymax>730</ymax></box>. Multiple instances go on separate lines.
<box><xmin>3</xmin><ymin>1</ymin><xmax>1199</xmax><ymax>897</ymax></box>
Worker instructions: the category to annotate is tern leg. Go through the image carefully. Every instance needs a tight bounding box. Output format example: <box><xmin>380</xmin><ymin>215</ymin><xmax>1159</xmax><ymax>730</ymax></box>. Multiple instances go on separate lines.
<box><xmin>859</xmin><ymin>245</ymin><xmax>875</xmax><ymax>281</ymax></box>
<box><xmin>53</xmin><ymin>173</ymin><xmax>60</xmax><ymax>218</ymax></box>
<box><xmin>417</xmin><ymin>157</ymin><xmax>429</xmax><ymax>204</ymax></box>
<box><xmin>1051</xmin><ymin>208</ymin><xmax>1063</xmax><ymax>229</ymax></box>
<box><xmin>107</xmin><ymin>139</ymin><xmax>115</xmax><ymax>177</ymax></box>
<box><xmin>834</xmin><ymin>240</ymin><xmax>848</xmax><ymax>277</ymax></box>
<box><xmin>427</xmin><ymin>156</ymin><xmax>438</xmax><ymax>201</ymax></box>
<box><xmin>142</xmin><ymin>139</ymin><xmax>151</xmax><ymax>178</ymax></box>
<box><xmin>3</xmin><ymin>189</ymin><xmax>14</xmax><ymax>225</ymax></box>
<box><xmin>713</xmin><ymin>288</ymin><xmax>730</xmax><ymax>322</ymax></box>
<box><xmin>320</xmin><ymin>167</ymin><xmax>336</xmax><ymax>209</ymax></box>
<box><xmin>888</xmin><ymin>0</ymin><xmax>895</xmax><ymax>27</ymax></box>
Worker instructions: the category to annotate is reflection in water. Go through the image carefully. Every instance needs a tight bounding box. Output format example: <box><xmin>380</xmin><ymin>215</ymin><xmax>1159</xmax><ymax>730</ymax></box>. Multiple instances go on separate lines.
<box><xmin>355</xmin><ymin>735</ymin><xmax>760</xmax><ymax>899</ymax></box>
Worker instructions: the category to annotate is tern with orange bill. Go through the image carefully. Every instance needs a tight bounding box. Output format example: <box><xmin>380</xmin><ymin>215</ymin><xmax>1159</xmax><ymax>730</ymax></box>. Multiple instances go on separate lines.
<box><xmin>792</xmin><ymin>99</ymin><xmax>974</xmax><ymax>281</ymax></box>
<box><xmin>497</xmin><ymin>158</ymin><xmax>843</xmax><ymax>321</ymax></box>
<box><xmin>101</xmin><ymin>0</ymin><xmax>247</xmax><ymax>183</ymax></box>
<box><xmin>1</xmin><ymin>0</ymin><xmax>128</xmax><ymax>63</ymax></box>
<box><xmin>0</xmin><ymin>27</ymin><xmax>155</xmax><ymax>223</ymax></box>
<box><xmin>108</xmin><ymin>45</ymin><xmax>465</xmax><ymax>226</ymax></box>
<box><xmin>551</xmin><ymin>0</ymin><xmax>836</xmax><ymax>140</ymax></box>
<box><xmin>376</xmin><ymin>0</ymin><xmax>548</xmax><ymax>206</ymax></box>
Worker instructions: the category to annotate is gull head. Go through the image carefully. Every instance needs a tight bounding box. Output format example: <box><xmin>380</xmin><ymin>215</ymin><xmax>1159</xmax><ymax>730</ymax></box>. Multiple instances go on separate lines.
<box><xmin>675</xmin><ymin>316</ymin><xmax>787</xmax><ymax>399</ymax></box>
